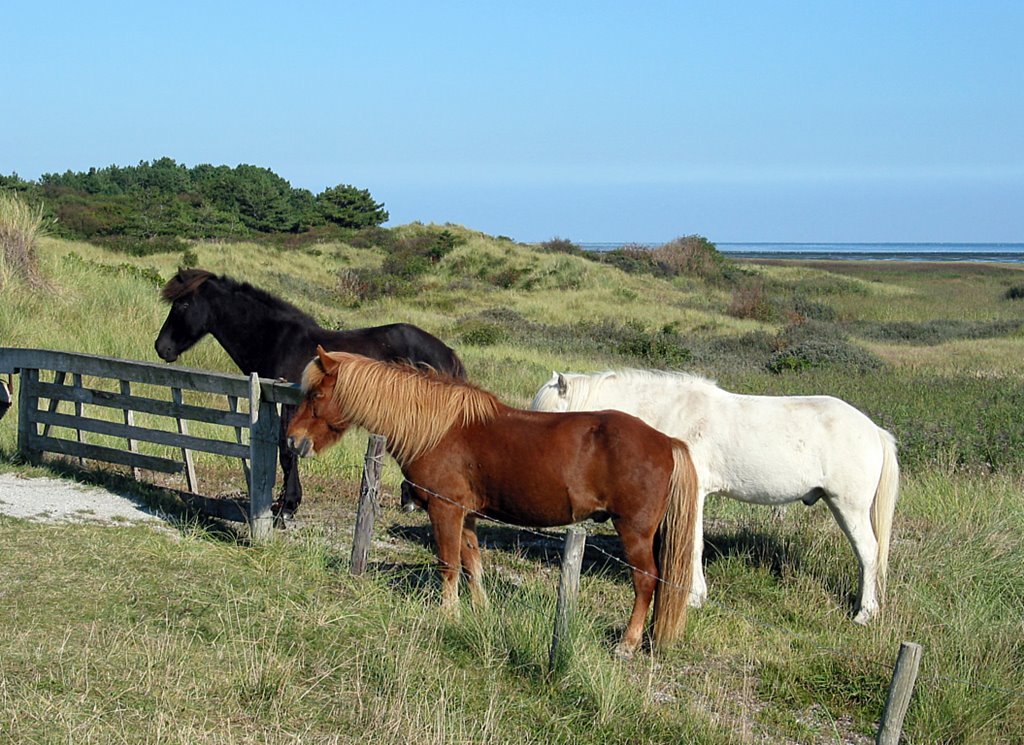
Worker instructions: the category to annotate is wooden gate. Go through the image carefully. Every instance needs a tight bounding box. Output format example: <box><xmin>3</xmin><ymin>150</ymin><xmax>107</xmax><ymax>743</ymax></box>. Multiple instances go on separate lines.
<box><xmin>0</xmin><ymin>347</ymin><xmax>303</xmax><ymax>541</ymax></box>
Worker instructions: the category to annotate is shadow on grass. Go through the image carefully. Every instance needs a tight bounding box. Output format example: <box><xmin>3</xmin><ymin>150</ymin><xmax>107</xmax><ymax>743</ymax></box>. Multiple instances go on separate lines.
<box><xmin>385</xmin><ymin>519</ymin><xmax>805</xmax><ymax>586</ymax></box>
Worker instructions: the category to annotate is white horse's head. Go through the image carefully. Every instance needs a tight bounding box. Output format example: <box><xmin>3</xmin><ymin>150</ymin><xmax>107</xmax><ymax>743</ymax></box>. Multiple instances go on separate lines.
<box><xmin>530</xmin><ymin>371</ymin><xmax>570</xmax><ymax>412</ymax></box>
<box><xmin>531</xmin><ymin>370</ymin><xmax>621</xmax><ymax>412</ymax></box>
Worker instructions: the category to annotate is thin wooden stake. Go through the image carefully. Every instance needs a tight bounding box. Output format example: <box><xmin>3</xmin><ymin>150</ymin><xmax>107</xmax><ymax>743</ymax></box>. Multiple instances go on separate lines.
<box><xmin>227</xmin><ymin>395</ymin><xmax>251</xmax><ymax>490</ymax></box>
<box><xmin>351</xmin><ymin>434</ymin><xmax>386</xmax><ymax>575</ymax></box>
<box><xmin>40</xmin><ymin>370</ymin><xmax>66</xmax><ymax>438</ymax></box>
<box><xmin>172</xmin><ymin>387</ymin><xmax>198</xmax><ymax>492</ymax></box>
<box><xmin>119</xmin><ymin>379</ymin><xmax>140</xmax><ymax>479</ymax></box>
<box><xmin>876</xmin><ymin>641</ymin><xmax>923</xmax><ymax>745</ymax></box>
<box><xmin>548</xmin><ymin>526</ymin><xmax>587</xmax><ymax>678</ymax></box>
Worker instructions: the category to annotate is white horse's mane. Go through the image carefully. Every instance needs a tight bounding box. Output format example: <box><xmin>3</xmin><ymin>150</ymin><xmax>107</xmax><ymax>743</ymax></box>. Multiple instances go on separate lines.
<box><xmin>565</xmin><ymin>368</ymin><xmax>719</xmax><ymax>409</ymax></box>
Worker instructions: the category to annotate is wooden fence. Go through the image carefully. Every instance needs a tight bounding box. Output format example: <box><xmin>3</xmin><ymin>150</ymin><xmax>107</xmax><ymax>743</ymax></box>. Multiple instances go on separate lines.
<box><xmin>0</xmin><ymin>347</ymin><xmax>303</xmax><ymax>541</ymax></box>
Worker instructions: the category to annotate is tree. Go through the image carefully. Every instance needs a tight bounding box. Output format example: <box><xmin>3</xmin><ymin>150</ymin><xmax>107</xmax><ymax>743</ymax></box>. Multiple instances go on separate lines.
<box><xmin>316</xmin><ymin>184</ymin><xmax>389</xmax><ymax>229</ymax></box>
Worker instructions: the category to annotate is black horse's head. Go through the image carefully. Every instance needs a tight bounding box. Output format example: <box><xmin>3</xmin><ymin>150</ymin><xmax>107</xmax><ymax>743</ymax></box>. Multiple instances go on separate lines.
<box><xmin>155</xmin><ymin>269</ymin><xmax>217</xmax><ymax>363</ymax></box>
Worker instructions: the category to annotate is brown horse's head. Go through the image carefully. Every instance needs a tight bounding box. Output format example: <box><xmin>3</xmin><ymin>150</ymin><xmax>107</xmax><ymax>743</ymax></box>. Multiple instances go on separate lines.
<box><xmin>287</xmin><ymin>346</ymin><xmax>352</xmax><ymax>457</ymax></box>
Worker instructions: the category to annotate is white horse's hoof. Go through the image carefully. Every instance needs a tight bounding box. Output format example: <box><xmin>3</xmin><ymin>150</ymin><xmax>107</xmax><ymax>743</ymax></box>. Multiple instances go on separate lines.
<box><xmin>853</xmin><ymin>607</ymin><xmax>877</xmax><ymax>625</ymax></box>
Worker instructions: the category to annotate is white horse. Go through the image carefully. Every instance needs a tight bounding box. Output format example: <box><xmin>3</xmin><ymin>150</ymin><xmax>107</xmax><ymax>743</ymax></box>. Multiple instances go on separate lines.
<box><xmin>531</xmin><ymin>369</ymin><xmax>899</xmax><ymax>624</ymax></box>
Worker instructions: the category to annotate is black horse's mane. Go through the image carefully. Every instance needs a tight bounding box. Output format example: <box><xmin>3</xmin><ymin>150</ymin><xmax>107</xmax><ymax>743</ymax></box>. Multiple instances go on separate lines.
<box><xmin>161</xmin><ymin>268</ymin><xmax>319</xmax><ymax>326</ymax></box>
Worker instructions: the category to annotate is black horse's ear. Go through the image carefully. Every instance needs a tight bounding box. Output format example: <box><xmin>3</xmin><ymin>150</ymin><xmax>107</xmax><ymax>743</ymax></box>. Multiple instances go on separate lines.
<box><xmin>556</xmin><ymin>372</ymin><xmax>567</xmax><ymax>397</ymax></box>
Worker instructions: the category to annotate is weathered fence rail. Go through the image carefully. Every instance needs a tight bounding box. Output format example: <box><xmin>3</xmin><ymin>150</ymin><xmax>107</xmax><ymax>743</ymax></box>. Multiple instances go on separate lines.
<box><xmin>0</xmin><ymin>347</ymin><xmax>303</xmax><ymax>540</ymax></box>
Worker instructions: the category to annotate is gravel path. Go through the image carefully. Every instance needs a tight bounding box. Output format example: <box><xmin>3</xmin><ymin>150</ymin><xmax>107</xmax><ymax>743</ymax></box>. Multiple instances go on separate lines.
<box><xmin>0</xmin><ymin>473</ymin><xmax>173</xmax><ymax>527</ymax></box>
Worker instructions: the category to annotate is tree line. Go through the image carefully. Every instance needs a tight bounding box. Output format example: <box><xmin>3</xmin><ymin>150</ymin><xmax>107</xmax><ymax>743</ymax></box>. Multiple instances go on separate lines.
<box><xmin>0</xmin><ymin>157</ymin><xmax>388</xmax><ymax>249</ymax></box>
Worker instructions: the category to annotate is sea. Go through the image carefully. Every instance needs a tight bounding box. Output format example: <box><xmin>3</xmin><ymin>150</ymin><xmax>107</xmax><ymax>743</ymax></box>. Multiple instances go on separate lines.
<box><xmin>580</xmin><ymin>242</ymin><xmax>1024</xmax><ymax>263</ymax></box>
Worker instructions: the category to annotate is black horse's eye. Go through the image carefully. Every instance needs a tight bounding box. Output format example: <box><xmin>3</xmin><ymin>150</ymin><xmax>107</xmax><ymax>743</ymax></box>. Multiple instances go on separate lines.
<box><xmin>179</xmin><ymin>301</ymin><xmax>190</xmax><ymax>311</ymax></box>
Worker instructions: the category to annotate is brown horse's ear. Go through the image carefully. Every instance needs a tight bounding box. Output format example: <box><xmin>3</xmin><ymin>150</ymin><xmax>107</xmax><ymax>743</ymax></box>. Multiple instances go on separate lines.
<box><xmin>556</xmin><ymin>372</ymin><xmax>568</xmax><ymax>397</ymax></box>
<box><xmin>316</xmin><ymin>345</ymin><xmax>340</xmax><ymax>374</ymax></box>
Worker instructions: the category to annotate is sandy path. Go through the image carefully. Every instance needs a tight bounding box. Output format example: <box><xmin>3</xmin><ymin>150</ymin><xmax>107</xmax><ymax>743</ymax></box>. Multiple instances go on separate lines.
<box><xmin>0</xmin><ymin>472</ymin><xmax>172</xmax><ymax>526</ymax></box>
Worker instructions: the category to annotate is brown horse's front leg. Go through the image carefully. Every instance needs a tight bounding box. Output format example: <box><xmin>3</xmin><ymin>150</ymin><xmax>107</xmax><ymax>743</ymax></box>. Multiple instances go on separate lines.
<box><xmin>428</xmin><ymin>501</ymin><xmax>466</xmax><ymax>614</ymax></box>
<box><xmin>614</xmin><ymin>520</ymin><xmax>659</xmax><ymax>657</ymax></box>
<box><xmin>460</xmin><ymin>516</ymin><xmax>488</xmax><ymax>608</ymax></box>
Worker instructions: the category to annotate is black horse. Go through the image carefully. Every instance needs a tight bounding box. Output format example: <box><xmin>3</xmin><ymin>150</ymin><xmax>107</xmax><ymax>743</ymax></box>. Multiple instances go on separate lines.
<box><xmin>154</xmin><ymin>268</ymin><xmax>466</xmax><ymax>517</ymax></box>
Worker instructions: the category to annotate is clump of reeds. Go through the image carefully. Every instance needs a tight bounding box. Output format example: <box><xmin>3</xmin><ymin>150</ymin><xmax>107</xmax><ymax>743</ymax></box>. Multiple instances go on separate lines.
<box><xmin>0</xmin><ymin>190</ymin><xmax>48</xmax><ymax>289</ymax></box>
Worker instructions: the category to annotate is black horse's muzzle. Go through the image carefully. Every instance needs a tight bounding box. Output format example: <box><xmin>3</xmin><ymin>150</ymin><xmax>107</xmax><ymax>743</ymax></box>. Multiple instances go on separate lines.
<box><xmin>154</xmin><ymin>338</ymin><xmax>179</xmax><ymax>363</ymax></box>
<box><xmin>287</xmin><ymin>435</ymin><xmax>314</xmax><ymax>458</ymax></box>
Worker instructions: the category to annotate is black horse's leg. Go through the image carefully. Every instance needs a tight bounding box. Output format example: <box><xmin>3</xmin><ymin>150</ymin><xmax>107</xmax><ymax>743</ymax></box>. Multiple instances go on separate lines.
<box><xmin>400</xmin><ymin>480</ymin><xmax>422</xmax><ymax>512</ymax></box>
<box><xmin>274</xmin><ymin>404</ymin><xmax>303</xmax><ymax>520</ymax></box>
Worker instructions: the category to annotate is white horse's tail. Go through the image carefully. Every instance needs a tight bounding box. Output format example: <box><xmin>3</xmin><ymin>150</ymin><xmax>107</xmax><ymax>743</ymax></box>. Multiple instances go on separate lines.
<box><xmin>871</xmin><ymin>429</ymin><xmax>900</xmax><ymax>599</ymax></box>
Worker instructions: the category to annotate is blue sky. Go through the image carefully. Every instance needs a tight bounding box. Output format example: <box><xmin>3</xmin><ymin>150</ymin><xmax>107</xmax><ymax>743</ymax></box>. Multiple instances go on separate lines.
<box><xmin>4</xmin><ymin>2</ymin><xmax>1023</xmax><ymax>243</ymax></box>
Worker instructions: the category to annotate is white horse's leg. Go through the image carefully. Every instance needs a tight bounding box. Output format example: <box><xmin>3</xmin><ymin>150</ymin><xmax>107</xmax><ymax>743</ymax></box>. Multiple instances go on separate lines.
<box><xmin>823</xmin><ymin>494</ymin><xmax>879</xmax><ymax>624</ymax></box>
<box><xmin>688</xmin><ymin>492</ymin><xmax>709</xmax><ymax>607</ymax></box>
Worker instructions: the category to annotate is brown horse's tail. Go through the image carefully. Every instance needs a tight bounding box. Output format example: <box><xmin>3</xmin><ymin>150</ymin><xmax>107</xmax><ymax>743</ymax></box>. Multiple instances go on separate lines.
<box><xmin>651</xmin><ymin>438</ymin><xmax>700</xmax><ymax>648</ymax></box>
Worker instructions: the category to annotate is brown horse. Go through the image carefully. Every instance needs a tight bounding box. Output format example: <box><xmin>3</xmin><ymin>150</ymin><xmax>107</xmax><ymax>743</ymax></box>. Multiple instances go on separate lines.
<box><xmin>287</xmin><ymin>347</ymin><xmax>700</xmax><ymax>655</ymax></box>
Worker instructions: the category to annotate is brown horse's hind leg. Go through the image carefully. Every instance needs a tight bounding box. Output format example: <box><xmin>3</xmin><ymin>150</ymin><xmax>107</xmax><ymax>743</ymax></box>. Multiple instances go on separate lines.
<box><xmin>613</xmin><ymin>520</ymin><xmax>659</xmax><ymax>657</ymax></box>
<box><xmin>428</xmin><ymin>501</ymin><xmax>466</xmax><ymax>614</ymax></box>
<box><xmin>460</xmin><ymin>516</ymin><xmax>489</xmax><ymax>607</ymax></box>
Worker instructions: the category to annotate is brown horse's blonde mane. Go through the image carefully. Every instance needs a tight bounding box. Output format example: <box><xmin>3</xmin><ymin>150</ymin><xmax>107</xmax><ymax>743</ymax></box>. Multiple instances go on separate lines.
<box><xmin>303</xmin><ymin>352</ymin><xmax>501</xmax><ymax>465</ymax></box>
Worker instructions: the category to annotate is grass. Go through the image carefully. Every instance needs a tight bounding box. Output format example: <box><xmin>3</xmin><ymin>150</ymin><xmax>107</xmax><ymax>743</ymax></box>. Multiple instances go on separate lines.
<box><xmin>1</xmin><ymin>233</ymin><xmax>1024</xmax><ymax>742</ymax></box>
<box><xmin>0</xmin><ymin>190</ymin><xmax>48</xmax><ymax>289</ymax></box>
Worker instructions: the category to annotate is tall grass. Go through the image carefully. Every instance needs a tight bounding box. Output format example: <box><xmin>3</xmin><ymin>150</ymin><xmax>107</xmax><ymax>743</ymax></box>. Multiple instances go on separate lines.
<box><xmin>2</xmin><ymin>234</ymin><xmax>1024</xmax><ymax>742</ymax></box>
<box><xmin>0</xmin><ymin>190</ymin><xmax>47</xmax><ymax>288</ymax></box>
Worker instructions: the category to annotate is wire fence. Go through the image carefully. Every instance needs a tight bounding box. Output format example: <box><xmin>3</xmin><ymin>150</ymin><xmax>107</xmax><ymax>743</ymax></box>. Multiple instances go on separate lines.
<box><xmin>357</xmin><ymin>446</ymin><xmax>1024</xmax><ymax>704</ymax></box>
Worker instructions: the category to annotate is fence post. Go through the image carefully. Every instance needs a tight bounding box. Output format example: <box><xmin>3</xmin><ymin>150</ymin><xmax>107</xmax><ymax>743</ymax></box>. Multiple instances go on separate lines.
<box><xmin>876</xmin><ymin>641</ymin><xmax>923</xmax><ymax>745</ymax></box>
<box><xmin>351</xmin><ymin>434</ymin><xmax>386</xmax><ymax>575</ymax></box>
<box><xmin>248</xmin><ymin>373</ymin><xmax>279</xmax><ymax>543</ymax></box>
<box><xmin>16</xmin><ymin>368</ymin><xmax>39</xmax><ymax>463</ymax></box>
<box><xmin>548</xmin><ymin>525</ymin><xmax>587</xmax><ymax>678</ymax></box>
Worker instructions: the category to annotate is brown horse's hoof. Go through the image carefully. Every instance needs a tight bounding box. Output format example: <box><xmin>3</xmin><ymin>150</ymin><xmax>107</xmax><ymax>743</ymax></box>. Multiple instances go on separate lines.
<box><xmin>612</xmin><ymin>641</ymin><xmax>638</xmax><ymax>660</ymax></box>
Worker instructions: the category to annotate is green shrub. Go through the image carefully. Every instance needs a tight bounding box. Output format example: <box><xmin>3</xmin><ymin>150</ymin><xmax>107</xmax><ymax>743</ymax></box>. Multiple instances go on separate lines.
<box><xmin>767</xmin><ymin>321</ymin><xmax>883</xmax><ymax>374</ymax></box>
<box><xmin>790</xmin><ymin>296</ymin><xmax>838</xmax><ymax>322</ymax></box>
<box><xmin>588</xmin><ymin>243</ymin><xmax>661</xmax><ymax>276</ymax></box>
<box><xmin>614</xmin><ymin>321</ymin><xmax>693</xmax><ymax>366</ymax></box>
<box><xmin>586</xmin><ymin>235</ymin><xmax>738</xmax><ymax>284</ymax></box>
<box><xmin>1005</xmin><ymin>284</ymin><xmax>1024</xmax><ymax>300</ymax></box>
<box><xmin>728</xmin><ymin>280</ymin><xmax>777</xmax><ymax>321</ymax></box>
<box><xmin>850</xmin><ymin>319</ymin><xmax>1024</xmax><ymax>345</ymax></box>
<box><xmin>91</xmin><ymin>235</ymin><xmax>190</xmax><ymax>257</ymax></box>
<box><xmin>179</xmin><ymin>247</ymin><xmax>199</xmax><ymax>269</ymax></box>
<box><xmin>455</xmin><ymin>319</ymin><xmax>509</xmax><ymax>347</ymax></box>
<box><xmin>61</xmin><ymin>252</ymin><xmax>164</xmax><ymax>287</ymax></box>
<box><xmin>565</xmin><ymin>319</ymin><xmax>692</xmax><ymax>367</ymax></box>
<box><xmin>341</xmin><ymin>228</ymin><xmax>467</xmax><ymax>303</ymax></box>
<box><xmin>345</xmin><ymin>226</ymin><xmax>396</xmax><ymax>250</ymax></box>
<box><xmin>651</xmin><ymin>235</ymin><xmax>735</xmax><ymax>281</ymax></box>
<box><xmin>539</xmin><ymin>237</ymin><xmax>583</xmax><ymax>255</ymax></box>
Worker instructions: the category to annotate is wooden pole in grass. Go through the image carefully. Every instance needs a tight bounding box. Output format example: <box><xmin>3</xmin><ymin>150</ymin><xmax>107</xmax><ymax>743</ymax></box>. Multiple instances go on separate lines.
<box><xmin>351</xmin><ymin>434</ymin><xmax>386</xmax><ymax>575</ymax></box>
<box><xmin>548</xmin><ymin>526</ymin><xmax>587</xmax><ymax>678</ymax></box>
<box><xmin>876</xmin><ymin>641</ymin><xmax>923</xmax><ymax>745</ymax></box>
